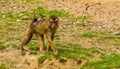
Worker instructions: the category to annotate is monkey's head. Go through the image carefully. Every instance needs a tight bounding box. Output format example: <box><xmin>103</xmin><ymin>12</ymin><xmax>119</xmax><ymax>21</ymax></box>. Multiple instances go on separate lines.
<box><xmin>49</xmin><ymin>15</ymin><xmax>59</xmax><ymax>29</ymax></box>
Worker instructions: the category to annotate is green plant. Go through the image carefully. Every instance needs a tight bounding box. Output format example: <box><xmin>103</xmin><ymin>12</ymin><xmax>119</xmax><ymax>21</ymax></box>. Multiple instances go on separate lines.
<box><xmin>47</xmin><ymin>10</ymin><xmax>69</xmax><ymax>17</ymax></box>
<box><xmin>77</xmin><ymin>15</ymin><xmax>93</xmax><ymax>26</ymax></box>
<box><xmin>100</xmin><ymin>35</ymin><xmax>120</xmax><ymax>40</ymax></box>
<box><xmin>0</xmin><ymin>64</ymin><xmax>6</xmax><ymax>69</ymax></box>
<box><xmin>38</xmin><ymin>55</ymin><xmax>47</xmax><ymax>64</ymax></box>
<box><xmin>11</xmin><ymin>44</ymin><xmax>20</xmax><ymax>50</ymax></box>
<box><xmin>30</xmin><ymin>51</ymin><xmax>37</xmax><ymax>55</ymax></box>
<box><xmin>90</xmin><ymin>48</ymin><xmax>100</xmax><ymax>53</ymax></box>
<box><xmin>22</xmin><ymin>0</ymin><xmax>35</xmax><ymax>3</ymax></box>
<box><xmin>21</xmin><ymin>11</ymin><xmax>30</xmax><ymax>16</ymax></box>
<box><xmin>29</xmin><ymin>45</ymin><xmax>39</xmax><ymax>51</ymax></box>
<box><xmin>56</xmin><ymin>43</ymin><xmax>93</xmax><ymax>60</ymax></box>
<box><xmin>33</xmin><ymin>7</ymin><xmax>69</xmax><ymax>17</ymax></box>
<box><xmin>81</xmin><ymin>33</ymin><xmax>95</xmax><ymax>38</ymax></box>
<box><xmin>81</xmin><ymin>54</ymin><xmax>120</xmax><ymax>69</ymax></box>
<box><xmin>0</xmin><ymin>12</ymin><xmax>3</xmax><ymax>18</ymax></box>
<box><xmin>0</xmin><ymin>44</ymin><xmax>6</xmax><ymax>50</ymax></box>
<box><xmin>55</xmin><ymin>34</ymin><xmax>60</xmax><ymax>40</ymax></box>
<box><xmin>28</xmin><ymin>42</ymin><xmax>39</xmax><ymax>51</ymax></box>
<box><xmin>5</xmin><ymin>11</ymin><xmax>18</xmax><ymax>19</ymax></box>
<box><xmin>33</xmin><ymin>7</ymin><xmax>46</xmax><ymax>14</ymax></box>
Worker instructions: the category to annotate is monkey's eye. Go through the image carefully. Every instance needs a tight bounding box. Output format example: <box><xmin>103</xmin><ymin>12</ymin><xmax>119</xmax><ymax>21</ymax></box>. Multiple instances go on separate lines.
<box><xmin>55</xmin><ymin>18</ymin><xmax>59</xmax><ymax>22</ymax></box>
<box><xmin>50</xmin><ymin>18</ymin><xmax>53</xmax><ymax>22</ymax></box>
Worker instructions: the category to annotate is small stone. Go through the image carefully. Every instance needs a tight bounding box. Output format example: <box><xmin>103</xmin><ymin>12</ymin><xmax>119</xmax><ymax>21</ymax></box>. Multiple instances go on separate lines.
<box><xmin>16</xmin><ymin>64</ymin><xmax>22</xmax><ymax>68</ymax></box>
<box><xmin>3</xmin><ymin>15</ymin><xmax>5</xmax><ymax>18</ymax></box>
<box><xmin>22</xmin><ymin>16</ymin><xmax>29</xmax><ymax>20</ymax></box>
<box><xmin>16</xmin><ymin>19</ymin><xmax>21</xmax><ymax>22</ymax></box>
<box><xmin>114</xmin><ymin>32</ymin><xmax>120</xmax><ymax>36</ymax></box>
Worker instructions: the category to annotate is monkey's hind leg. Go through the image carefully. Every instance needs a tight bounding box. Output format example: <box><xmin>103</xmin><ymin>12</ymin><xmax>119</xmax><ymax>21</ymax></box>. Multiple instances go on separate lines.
<box><xmin>20</xmin><ymin>27</ymin><xmax>34</xmax><ymax>53</ymax></box>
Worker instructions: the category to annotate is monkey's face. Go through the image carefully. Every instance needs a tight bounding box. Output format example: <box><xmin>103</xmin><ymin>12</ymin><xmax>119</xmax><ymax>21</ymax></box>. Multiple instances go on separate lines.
<box><xmin>49</xmin><ymin>17</ymin><xmax>59</xmax><ymax>29</ymax></box>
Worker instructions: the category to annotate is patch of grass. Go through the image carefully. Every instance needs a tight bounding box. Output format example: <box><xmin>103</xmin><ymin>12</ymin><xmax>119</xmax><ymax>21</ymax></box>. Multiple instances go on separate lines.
<box><xmin>58</xmin><ymin>57</ymin><xmax>67</xmax><ymax>62</ymax></box>
<box><xmin>94</xmin><ymin>32</ymin><xmax>120</xmax><ymax>43</ymax></box>
<box><xmin>22</xmin><ymin>0</ymin><xmax>35</xmax><ymax>3</ymax></box>
<box><xmin>6</xmin><ymin>37</ymin><xmax>15</xmax><ymax>41</ymax></box>
<box><xmin>90</xmin><ymin>48</ymin><xmax>100</xmax><ymax>53</ymax></box>
<box><xmin>76</xmin><ymin>15</ymin><xmax>93</xmax><ymax>26</ymax></box>
<box><xmin>28</xmin><ymin>42</ymin><xmax>39</xmax><ymax>51</ymax></box>
<box><xmin>33</xmin><ymin>7</ymin><xmax>69</xmax><ymax>17</ymax></box>
<box><xmin>56</xmin><ymin>43</ymin><xmax>93</xmax><ymax>60</ymax></box>
<box><xmin>55</xmin><ymin>34</ymin><xmax>60</xmax><ymax>40</ymax></box>
<box><xmin>21</xmin><ymin>11</ymin><xmax>32</xmax><ymax>16</ymax></box>
<box><xmin>95</xmin><ymin>32</ymin><xmax>107</xmax><ymax>35</ymax></box>
<box><xmin>81</xmin><ymin>33</ymin><xmax>95</xmax><ymax>38</ymax></box>
<box><xmin>47</xmin><ymin>10</ymin><xmax>69</xmax><ymax>17</ymax></box>
<box><xmin>20</xmin><ymin>11</ymin><xmax>34</xmax><ymax>19</ymax></box>
<box><xmin>0</xmin><ymin>64</ymin><xmax>6</xmax><ymax>69</ymax></box>
<box><xmin>81</xmin><ymin>54</ymin><xmax>120</xmax><ymax>69</ymax></box>
<box><xmin>16</xmin><ymin>37</ymin><xmax>22</xmax><ymax>40</ymax></box>
<box><xmin>36</xmin><ymin>42</ymin><xmax>97</xmax><ymax>62</ymax></box>
<box><xmin>2</xmin><ymin>6</ymin><xmax>69</xmax><ymax>25</ymax></box>
<box><xmin>113</xmin><ymin>43</ymin><xmax>120</xmax><ymax>46</ymax></box>
<box><xmin>30</xmin><ymin>51</ymin><xmax>37</xmax><ymax>55</ymax></box>
<box><xmin>52</xmin><ymin>55</ymin><xmax>67</xmax><ymax>63</ymax></box>
<box><xmin>0</xmin><ymin>12</ymin><xmax>3</xmax><ymax>18</ymax></box>
<box><xmin>38</xmin><ymin>55</ymin><xmax>47</xmax><ymax>64</ymax></box>
<box><xmin>78</xmin><ymin>15</ymin><xmax>92</xmax><ymax>19</ymax></box>
<box><xmin>29</xmin><ymin>45</ymin><xmax>39</xmax><ymax>51</ymax></box>
<box><xmin>5</xmin><ymin>11</ymin><xmax>18</xmax><ymax>20</ymax></box>
<box><xmin>11</xmin><ymin>44</ymin><xmax>20</xmax><ymax>50</ymax></box>
<box><xmin>0</xmin><ymin>43</ymin><xmax>6</xmax><ymax>50</ymax></box>
<box><xmin>102</xmin><ymin>36</ymin><xmax>117</xmax><ymax>39</ymax></box>
<box><xmin>99</xmin><ymin>35</ymin><xmax>120</xmax><ymax>40</ymax></box>
<box><xmin>34</xmin><ymin>7</ymin><xmax>45</xmax><ymax>13</ymax></box>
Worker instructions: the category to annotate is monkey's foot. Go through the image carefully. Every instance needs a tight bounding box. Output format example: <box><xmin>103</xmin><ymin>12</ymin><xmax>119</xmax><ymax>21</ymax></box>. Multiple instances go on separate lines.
<box><xmin>40</xmin><ymin>50</ymin><xmax>45</xmax><ymax>53</ymax></box>
<box><xmin>22</xmin><ymin>48</ymin><xmax>28</xmax><ymax>52</ymax></box>
<box><xmin>54</xmin><ymin>50</ymin><xmax>58</xmax><ymax>55</ymax></box>
<box><xmin>21</xmin><ymin>48</ymin><xmax>28</xmax><ymax>55</ymax></box>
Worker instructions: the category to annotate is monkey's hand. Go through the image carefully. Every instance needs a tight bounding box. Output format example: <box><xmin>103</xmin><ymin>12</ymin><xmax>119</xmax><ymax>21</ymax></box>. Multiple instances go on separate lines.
<box><xmin>54</xmin><ymin>50</ymin><xmax>58</xmax><ymax>56</ymax></box>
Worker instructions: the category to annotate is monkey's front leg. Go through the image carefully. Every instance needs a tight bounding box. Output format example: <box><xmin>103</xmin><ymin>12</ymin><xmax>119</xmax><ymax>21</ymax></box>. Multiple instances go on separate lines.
<box><xmin>46</xmin><ymin>33</ymin><xmax>58</xmax><ymax>55</ymax></box>
<box><xmin>47</xmin><ymin>33</ymin><xmax>55</xmax><ymax>52</ymax></box>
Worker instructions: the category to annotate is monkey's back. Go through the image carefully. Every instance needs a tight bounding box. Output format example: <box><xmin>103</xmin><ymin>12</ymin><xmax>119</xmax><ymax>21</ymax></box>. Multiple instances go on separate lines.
<box><xmin>34</xmin><ymin>19</ymin><xmax>51</xmax><ymax>34</ymax></box>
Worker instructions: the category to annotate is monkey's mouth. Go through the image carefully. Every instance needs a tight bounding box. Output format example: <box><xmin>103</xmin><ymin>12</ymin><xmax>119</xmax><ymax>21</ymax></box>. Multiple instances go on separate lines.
<box><xmin>52</xmin><ymin>28</ymin><xmax>56</xmax><ymax>29</ymax></box>
<box><xmin>53</xmin><ymin>27</ymin><xmax>58</xmax><ymax>29</ymax></box>
<box><xmin>51</xmin><ymin>26</ymin><xmax>57</xmax><ymax>29</ymax></box>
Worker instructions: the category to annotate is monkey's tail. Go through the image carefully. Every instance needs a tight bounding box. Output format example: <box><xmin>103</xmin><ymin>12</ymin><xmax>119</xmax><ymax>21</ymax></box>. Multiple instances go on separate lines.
<box><xmin>30</xmin><ymin>11</ymin><xmax>38</xmax><ymax>26</ymax></box>
<box><xmin>31</xmin><ymin>11</ymin><xmax>37</xmax><ymax>22</ymax></box>
<box><xmin>32</xmin><ymin>18</ymin><xmax>37</xmax><ymax>23</ymax></box>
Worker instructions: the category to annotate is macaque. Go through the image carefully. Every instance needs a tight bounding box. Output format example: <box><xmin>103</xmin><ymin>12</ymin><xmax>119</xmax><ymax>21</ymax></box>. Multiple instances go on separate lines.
<box><xmin>19</xmin><ymin>15</ymin><xmax>59</xmax><ymax>55</ymax></box>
